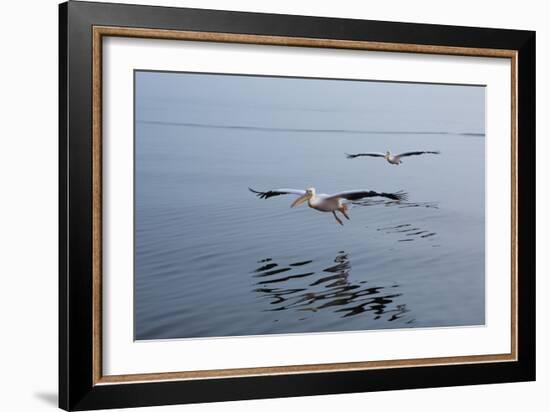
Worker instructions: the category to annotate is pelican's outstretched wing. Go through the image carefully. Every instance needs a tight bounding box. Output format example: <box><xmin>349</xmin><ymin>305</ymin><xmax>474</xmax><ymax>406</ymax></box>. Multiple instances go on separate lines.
<box><xmin>345</xmin><ymin>152</ymin><xmax>385</xmax><ymax>159</ymax></box>
<box><xmin>249</xmin><ymin>187</ymin><xmax>306</xmax><ymax>199</ymax></box>
<box><xmin>326</xmin><ymin>190</ymin><xmax>407</xmax><ymax>202</ymax></box>
<box><xmin>396</xmin><ymin>150</ymin><xmax>440</xmax><ymax>158</ymax></box>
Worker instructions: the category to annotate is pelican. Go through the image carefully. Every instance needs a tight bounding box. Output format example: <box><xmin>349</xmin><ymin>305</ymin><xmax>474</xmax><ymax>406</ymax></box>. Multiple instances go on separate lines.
<box><xmin>345</xmin><ymin>150</ymin><xmax>440</xmax><ymax>165</ymax></box>
<box><xmin>249</xmin><ymin>187</ymin><xmax>406</xmax><ymax>225</ymax></box>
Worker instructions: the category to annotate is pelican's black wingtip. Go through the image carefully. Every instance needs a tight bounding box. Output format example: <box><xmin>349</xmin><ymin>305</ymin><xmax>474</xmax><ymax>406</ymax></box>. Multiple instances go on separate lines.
<box><xmin>249</xmin><ymin>187</ymin><xmax>267</xmax><ymax>199</ymax></box>
<box><xmin>345</xmin><ymin>153</ymin><xmax>356</xmax><ymax>159</ymax></box>
<box><xmin>394</xmin><ymin>190</ymin><xmax>408</xmax><ymax>202</ymax></box>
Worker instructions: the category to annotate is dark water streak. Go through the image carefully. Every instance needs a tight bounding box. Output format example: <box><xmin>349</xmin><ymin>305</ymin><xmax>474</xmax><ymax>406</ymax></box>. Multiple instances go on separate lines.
<box><xmin>137</xmin><ymin>119</ymin><xmax>485</xmax><ymax>137</ymax></box>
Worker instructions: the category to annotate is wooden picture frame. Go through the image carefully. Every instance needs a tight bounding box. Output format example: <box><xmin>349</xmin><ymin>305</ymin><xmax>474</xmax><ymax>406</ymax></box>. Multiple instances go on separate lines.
<box><xmin>59</xmin><ymin>1</ymin><xmax>535</xmax><ymax>410</ymax></box>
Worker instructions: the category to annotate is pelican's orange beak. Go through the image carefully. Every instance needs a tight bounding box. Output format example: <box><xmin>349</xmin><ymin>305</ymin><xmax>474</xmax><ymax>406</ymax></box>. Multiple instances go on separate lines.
<box><xmin>291</xmin><ymin>194</ymin><xmax>309</xmax><ymax>208</ymax></box>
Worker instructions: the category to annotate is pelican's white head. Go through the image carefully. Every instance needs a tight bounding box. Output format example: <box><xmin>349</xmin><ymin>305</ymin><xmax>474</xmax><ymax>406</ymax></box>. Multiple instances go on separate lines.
<box><xmin>291</xmin><ymin>187</ymin><xmax>315</xmax><ymax>208</ymax></box>
<box><xmin>385</xmin><ymin>150</ymin><xmax>391</xmax><ymax>158</ymax></box>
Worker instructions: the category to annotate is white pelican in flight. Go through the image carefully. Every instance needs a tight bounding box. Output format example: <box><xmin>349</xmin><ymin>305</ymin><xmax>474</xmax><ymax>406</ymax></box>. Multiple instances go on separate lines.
<box><xmin>346</xmin><ymin>150</ymin><xmax>440</xmax><ymax>165</ymax></box>
<box><xmin>249</xmin><ymin>187</ymin><xmax>406</xmax><ymax>225</ymax></box>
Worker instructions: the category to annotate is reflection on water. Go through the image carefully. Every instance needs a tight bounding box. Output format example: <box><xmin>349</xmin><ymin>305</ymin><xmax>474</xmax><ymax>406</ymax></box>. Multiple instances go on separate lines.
<box><xmin>353</xmin><ymin>200</ymin><xmax>440</xmax><ymax>244</ymax></box>
<box><xmin>253</xmin><ymin>252</ymin><xmax>414</xmax><ymax>324</ymax></box>
<box><xmin>377</xmin><ymin>222</ymin><xmax>438</xmax><ymax>244</ymax></box>
<box><xmin>353</xmin><ymin>198</ymin><xmax>439</xmax><ymax>210</ymax></box>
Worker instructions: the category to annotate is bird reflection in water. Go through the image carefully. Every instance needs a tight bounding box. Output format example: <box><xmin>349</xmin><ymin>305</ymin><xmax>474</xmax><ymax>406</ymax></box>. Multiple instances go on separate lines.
<box><xmin>352</xmin><ymin>198</ymin><xmax>439</xmax><ymax>210</ymax></box>
<box><xmin>252</xmin><ymin>252</ymin><xmax>414</xmax><ymax>324</ymax></box>
<box><xmin>352</xmin><ymin>198</ymin><xmax>440</xmax><ymax>244</ymax></box>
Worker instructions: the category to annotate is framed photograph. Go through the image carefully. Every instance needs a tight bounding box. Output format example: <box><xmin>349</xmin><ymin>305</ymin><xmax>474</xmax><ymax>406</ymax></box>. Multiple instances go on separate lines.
<box><xmin>59</xmin><ymin>1</ymin><xmax>535</xmax><ymax>410</ymax></box>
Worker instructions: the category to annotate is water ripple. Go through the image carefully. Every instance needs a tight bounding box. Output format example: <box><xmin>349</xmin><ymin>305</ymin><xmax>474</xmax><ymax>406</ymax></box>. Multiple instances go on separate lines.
<box><xmin>376</xmin><ymin>218</ymin><xmax>438</xmax><ymax>244</ymax></box>
<box><xmin>252</xmin><ymin>252</ymin><xmax>414</xmax><ymax>324</ymax></box>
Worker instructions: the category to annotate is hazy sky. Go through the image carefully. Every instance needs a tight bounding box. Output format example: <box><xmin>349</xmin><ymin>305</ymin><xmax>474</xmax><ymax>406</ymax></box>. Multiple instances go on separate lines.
<box><xmin>135</xmin><ymin>71</ymin><xmax>485</xmax><ymax>135</ymax></box>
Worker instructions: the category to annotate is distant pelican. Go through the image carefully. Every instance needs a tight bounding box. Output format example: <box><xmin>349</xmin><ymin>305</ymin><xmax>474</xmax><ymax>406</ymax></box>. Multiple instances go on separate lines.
<box><xmin>346</xmin><ymin>150</ymin><xmax>440</xmax><ymax>165</ymax></box>
<box><xmin>249</xmin><ymin>187</ymin><xmax>406</xmax><ymax>225</ymax></box>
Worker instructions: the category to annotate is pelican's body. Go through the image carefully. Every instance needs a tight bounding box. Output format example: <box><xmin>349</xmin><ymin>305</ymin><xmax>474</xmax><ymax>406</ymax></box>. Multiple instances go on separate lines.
<box><xmin>346</xmin><ymin>150</ymin><xmax>440</xmax><ymax>165</ymax></box>
<box><xmin>249</xmin><ymin>187</ymin><xmax>406</xmax><ymax>225</ymax></box>
<box><xmin>307</xmin><ymin>192</ymin><xmax>343</xmax><ymax>212</ymax></box>
<box><xmin>385</xmin><ymin>152</ymin><xmax>403</xmax><ymax>165</ymax></box>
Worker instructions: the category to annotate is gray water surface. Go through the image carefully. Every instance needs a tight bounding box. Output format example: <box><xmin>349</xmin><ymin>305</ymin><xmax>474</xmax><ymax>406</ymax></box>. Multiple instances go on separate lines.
<box><xmin>134</xmin><ymin>72</ymin><xmax>485</xmax><ymax>340</ymax></box>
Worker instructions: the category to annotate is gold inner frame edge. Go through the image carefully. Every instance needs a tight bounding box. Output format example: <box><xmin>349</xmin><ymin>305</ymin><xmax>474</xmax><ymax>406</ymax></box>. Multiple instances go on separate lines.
<box><xmin>91</xmin><ymin>25</ymin><xmax>518</xmax><ymax>385</ymax></box>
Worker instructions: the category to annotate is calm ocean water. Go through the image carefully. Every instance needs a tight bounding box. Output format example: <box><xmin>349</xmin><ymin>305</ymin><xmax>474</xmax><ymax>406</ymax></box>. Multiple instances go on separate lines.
<box><xmin>134</xmin><ymin>121</ymin><xmax>485</xmax><ymax>340</ymax></box>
